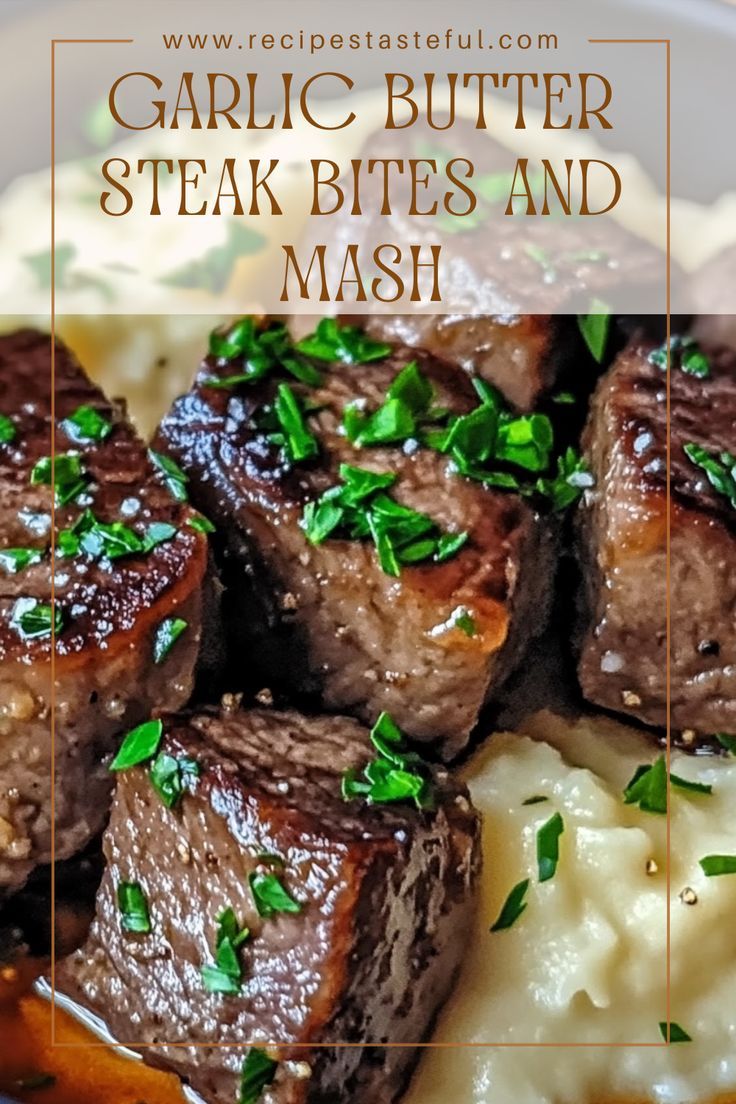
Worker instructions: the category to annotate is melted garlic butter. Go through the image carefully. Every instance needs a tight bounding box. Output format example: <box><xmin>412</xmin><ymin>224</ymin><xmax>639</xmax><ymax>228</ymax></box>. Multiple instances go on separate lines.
<box><xmin>406</xmin><ymin>712</ymin><xmax>736</xmax><ymax>1104</ymax></box>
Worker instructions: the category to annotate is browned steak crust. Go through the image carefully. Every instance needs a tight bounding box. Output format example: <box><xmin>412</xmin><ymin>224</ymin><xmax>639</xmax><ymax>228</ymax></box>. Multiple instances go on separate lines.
<box><xmin>0</xmin><ymin>330</ymin><xmax>209</xmax><ymax>895</ymax></box>
<box><xmin>56</xmin><ymin>705</ymin><xmax>481</xmax><ymax>1104</ymax></box>
<box><xmin>576</xmin><ymin>336</ymin><xmax>736</xmax><ymax>737</ymax></box>
<box><xmin>156</xmin><ymin>332</ymin><xmax>555</xmax><ymax>759</ymax></box>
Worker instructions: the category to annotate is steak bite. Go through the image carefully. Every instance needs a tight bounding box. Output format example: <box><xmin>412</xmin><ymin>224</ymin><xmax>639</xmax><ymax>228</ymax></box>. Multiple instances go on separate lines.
<box><xmin>0</xmin><ymin>330</ymin><xmax>210</xmax><ymax>896</ymax></box>
<box><xmin>56</xmin><ymin>705</ymin><xmax>481</xmax><ymax>1104</ymax></box>
<box><xmin>576</xmin><ymin>334</ymin><xmax>736</xmax><ymax>737</ymax></box>
<box><xmin>302</xmin><ymin>122</ymin><xmax>669</xmax><ymax>410</ymax></box>
<box><xmin>156</xmin><ymin>320</ymin><xmax>556</xmax><ymax>759</ymax></box>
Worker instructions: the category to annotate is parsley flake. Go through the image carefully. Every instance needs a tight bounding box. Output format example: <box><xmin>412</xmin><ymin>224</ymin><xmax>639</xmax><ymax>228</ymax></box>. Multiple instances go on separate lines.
<box><xmin>149</xmin><ymin>450</ymin><xmax>188</xmax><ymax>502</ymax></box>
<box><xmin>659</xmin><ymin>1021</ymin><xmax>692</xmax><ymax>1043</ymax></box>
<box><xmin>684</xmin><ymin>443</ymin><xmax>736</xmax><ymax>510</ymax></box>
<box><xmin>490</xmin><ymin>879</ymin><xmax>530</xmax><ymax>932</ymax></box>
<box><xmin>577</xmin><ymin>302</ymin><xmax>611</xmax><ymax>363</ymax></box>
<box><xmin>117</xmin><ymin>881</ymin><xmax>151</xmax><ymax>933</ymax></box>
<box><xmin>342</xmin><ymin>712</ymin><xmax>433</xmax><ymax>809</ymax></box>
<box><xmin>536</xmin><ymin>812</ymin><xmax>565</xmax><ymax>882</ymax></box>
<box><xmin>0</xmin><ymin>548</ymin><xmax>43</xmax><ymax>574</ymax></box>
<box><xmin>153</xmin><ymin>617</ymin><xmax>187</xmax><ymax>664</ymax></box>
<box><xmin>238</xmin><ymin>1048</ymin><xmax>278</xmax><ymax>1104</ymax></box>
<box><xmin>0</xmin><ymin>414</ymin><xmax>16</xmax><ymax>444</ymax></box>
<box><xmin>109</xmin><ymin>718</ymin><xmax>164</xmax><ymax>772</ymax></box>
<box><xmin>149</xmin><ymin>751</ymin><xmax>199</xmax><ymax>808</ymax></box>
<box><xmin>249</xmin><ymin>871</ymin><xmax>302</xmax><ymax>918</ymax></box>
<box><xmin>699</xmin><ymin>855</ymin><xmax>736</xmax><ymax>877</ymax></box>
<box><xmin>61</xmin><ymin>404</ymin><xmax>112</xmax><ymax>443</ymax></box>
<box><xmin>648</xmin><ymin>335</ymin><xmax>710</xmax><ymax>379</ymax></box>
<box><xmin>295</xmin><ymin>318</ymin><xmax>391</xmax><ymax>365</ymax></box>
<box><xmin>10</xmin><ymin>597</ymin><xmax>63</xmax><ymax>640</ymax></box>
<box><xmin>201</xmin><ymin>907</ymin><xmax>250</xmax><ymax>995</ymax></box>
<box><xmin>272</xmin><ymin>383</ymin><xmax>319</xmax><ymax>463</ymax></box>
<box><xmin>30</xmin><ymin>453</ymin><xmax>88</xmax><ymax>506</ymax></box>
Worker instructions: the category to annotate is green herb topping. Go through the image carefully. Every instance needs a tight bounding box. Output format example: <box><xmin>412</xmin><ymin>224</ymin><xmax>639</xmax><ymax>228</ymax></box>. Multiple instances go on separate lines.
<box><xmin>684</xmin><ymin>443</ymin><xmax>736</xmax><ymax>510</ymax></box>
<box><xmin>623</xmin><ymin>755</ymin><xmax>713</xmax><ymax>814</ymax></box>
<box><xmin>187</xmin><ymin>513</ymin><xmax>216</xmax><ymax>534</ymax></box>
<box><xmin>149</xmin><ymin>751</ymin><xmax>199</xmax><ymax>808</ymax></box>
<box><xmin>490</xmin><ymin>878</ymin><xmax>530</xmax><ymax>932</ymax></box>
<box><xmin>206</xmin><ymin>317</ymin><xmax>321</xmax><ymax>387</ymax></box>
<box><xmin>295</xmin><ymin>317</ymin><xmax>391</xmax><ymax>365</ymax></box>
<box><xmin>201</xmin><ymin>907</ymin><xmax>250</xmax><ymax>995</ymax></box>
<box><xmin>148</xmin><ymin>450</ymin><xmax>188</xmax><ymax>502</ymax></box>
<box><xmin>56</xmin><ymin>508</ymin><xmax>173</xmax><ymax>561</ymax></box>
<box><xmin>536</xmin><ymin>812</ymin><xmax>565</xmax><ymax>883</ymax></box>
<box><xmin>699</xmin><ymin>855</ymin><xmax>736</xmax><ymax>877</ymax></box>
<box><xmin>109</xmin><ymin>718</ymin><xmax>164</xmax><ymax>772</ymax></box>
<box><xmin>10</xmin><ymin>598</ymin><xmax>63</xmax><ymax>640</ymax></box>
<box><xmin>302</xmin><ymin>463</ymin><xmax>467</xmax><ymax>577</ymax></box>
<box><xmin>659</xmin><ymin>1021</ymin><xmax>692</xmax><ymax>1043</ymax></box>
<box><xmin>648</xmin><ymin>335</ymin><xmax>710</xmax><ymax>378</ymax></box>
<box><xmin>716</xmin><ymin>733</ymin><xmax>736</xmax><ymax>755</ymax></box>
<box><xmin>577</xmin><ymin>302</ymin><xmax>611</xmax><ymax>363</ymax></box>
<box><xmin>153</xmin><ymin>617</ymin><xmax>187</xmax><ymax>664</ymax></box>
<box><xmin>271</xmin><ymin>383</ymin><xmax>319</xmax><ymax>463</ymax></box>
<box><xmin>535</xmin><ymin>447</ymin><xmax>594</xmax><ymax>511</ymax></box>
<box><xmin>117</xmin><ymin>881</ymin><xmax>151</xmax><ymax>933</ymax></box>
<box><xmin>249</xmin><ymin>871</ymin><xmax>302</xmax><ymax>919</ymax></box>
<box><xmin>0</xmin><ymin>548</ymin><xmax>43</xmax><ymax>574</ymax></box>
<box><xmin>30</xmin><ymin>453</ymin><xmax>88</xmax><ymax>506</ymax></box>
<box><xmin>0</xmin><ymin>414</ymin><xmax>16</xmax><ymax>444</ymax></box>
<box><xmin>238</xmin><ymin>1048</ymin><xmax>278</xmax><ymax>1104</ymax></box>
<box><xmin>522</xmin><ymin>795</ymin><xmax>549</xmax><ymax>806</ymax></box>
<box><xmin>341</xmin><ymin>712</ymin><xmax>433</xmax><ymax>809</ymax></box>
<box><xmin>61</xmin><ymin>404</ymin><xmax>112</xmax><ymax>443</ymax></box>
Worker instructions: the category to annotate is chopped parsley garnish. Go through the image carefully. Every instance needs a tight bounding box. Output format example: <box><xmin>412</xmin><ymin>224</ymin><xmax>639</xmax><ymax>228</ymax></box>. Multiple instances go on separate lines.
<box><xmin>0</xmin><ymin>548</ymin><xmax>43</xmax><ymax>574</ymax></box>
<box><xmin>295</xmin><ymin>317</ymin><xmax>391</xmax><ymax>365</ymax></box>
<box><xmin>344</xmin><ymin>360</ymin><xmax>436</xmax><ymax>447</ymax></box>
<box><xmin>201</xmin><ymin>907</ymin><xmax>250</xmax><ymax>995</ymax></box>
<box><xmin>149</xmin><ymin>751</ymin><xmax>199</xmax><ymax>808</ymax></box>
<box><xmin>648</xmin><ymin>335</ymin><xmax>710</xmax><ymax>378</ymax></box>
<box><xmin>454</xmin><ymin>608</ymin><xmax>477</xmax><ymax>637</ymax></box>
<box><xmin>522</xmin><ymin>795</ymin><xmax>549</xmax><ymax>806</ymax></box>
<box><xmin>56</xmin><ymin>509</ymin><xmax>174</xmax><ymax>561</ymax></box>
<box><xmin>30</xmin><ymin>452</ymin><xmax>88</xmax><ymax>506</ymax></box>
<box><xmin>577</xmin><ymin>302</ymin><xmax>611</xmax><ymax>363</ymax></box>
<box><xmin>669</xmin><ymin>773</ymin><xmax>712</xmax><ymax>797</ymax></box>
<box><xmin>716</xmin><ymin>733</ymin><xmax>736</xmax><ymax>755</ymax></box>
<box><xmin>109</xmin><ymin>718</ymin><xmax>164</xmax><ymax>772</ymax></box>
<box><xmin>659</xmin><ymin>1022</ymin><xmax>692</xmax><ymax>1043</ymax></box>
<box><xmin>272</xmin><ymin>383</ymin><xmax>319</xmax><ymax>463</ymax></box>
<box><xmin>699</xmin><ymin>855</ymin><xmax>736</xmax><ymax>877</ymax></box>
<box><xmin>238</xmin><ymin>1047</ymin><xmax>278</xmax><ymax>1104</ymax></box>
<box><xmin>153</xmin><ymin>617</ymin><xmax>187</xmax><ymax>664</ymax></box>
<box><xmin>536</xmin><ymin>812</ymin><xmax>565</xmax><ymax>882</ymax></box>
<box><xmin>623</xmin><ymin>757</ymin><xmax>667</xmax><ymax>814</ymax></box>
<box><xmin>490</xmin><ymin>878</ymin><xmax>530</xmax><ymax>932</ymax></box>
<box><xmin>149</xmin><ymin>450</ymin><xmax>188</xmax><ymax>502</ymax></box>
<box><xmin>249</xmin><ymin>871</ymin><xmax>302</xmax><ymax>919</ymax></box>
<box><xmin>187</xmin><ymin>513</ymin><xmax>216</xmax><ymax>534</ymax></box>
<box><xmin>342</xmin><ymin>712</ymin><xmax>433</xmax><ymax>809</ymax></box>
<box><xmin>302</xmin><ymin>464</ymin><xmax>467</xmax><ymax>577</ymax></box>
<box><xmin>61</xmin><ymin>404</ymin><xmax>112</xmax><ymax>443</ymax></box>
<box><xmin>10</xmin><ymin>597</ymin><xmax>63</xmax><ymax>640</ymax></box>
<box><xmin>684</xmin><ymin>443</ymin><xmax>736</xmax><ymax>510</ymax></box>
<box><xmin>206</xmin><ymin>317</ymin><xmax>321</xmax><ymax>387</ymax></box>
<box><xmin>0</xmin><ymin>414</ymin><xmax>16</xmax><ymax>444</ymax></box>
<box><xmin>535</xmin><ymin>447</ymin><xmax>594</xmax><ymax>511</ymax></box>
<box><xmin>117</xmin><ymin>881</ymin><xmax>151</xmax><ymax>933</ymax></box>
<box><xmin>623</xmin><ymin>755</ymin><xmax>712</xmax><ymax>814</ymax></box>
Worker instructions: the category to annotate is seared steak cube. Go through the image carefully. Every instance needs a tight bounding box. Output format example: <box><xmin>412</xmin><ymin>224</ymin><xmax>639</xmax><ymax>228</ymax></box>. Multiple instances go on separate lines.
<box><xmin>156</xmin><ymin>321</ymin><xmax>556</xmax><ymax>759</ymax></box>
<box><xmin>0</xmin><ymin>330</ymin><xmax>210</xmax><ymax>896</ymax></box>
<box><xmin>577</xmin><ymin>335</ymin><xmax>736</xmax><ymax>737</ymax></box>
<box><xmin>57</xmin><ymin>705</ymin><xmax>480</xmax><ymax>1104</ymax></box>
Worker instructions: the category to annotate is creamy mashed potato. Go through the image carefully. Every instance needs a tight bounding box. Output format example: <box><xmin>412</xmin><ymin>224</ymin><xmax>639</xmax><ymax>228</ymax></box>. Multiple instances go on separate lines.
<box><xmin>406</xmin><ymin>711</ymin><xmax>736</xmax><ymax>1104</ymax></box>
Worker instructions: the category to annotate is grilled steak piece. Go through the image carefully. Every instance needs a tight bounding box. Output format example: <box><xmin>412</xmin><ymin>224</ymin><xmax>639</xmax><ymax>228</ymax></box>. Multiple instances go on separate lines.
<box><xmin>0</xmin><ymin>330</ymin><xmax>210</xmax><ymax>896</ymax></box>
<box><xmin>296</xmin><ymin>122</ymin><xmax>669</xmax><ymax>410</ymax></box>
<box><xmin>156</xmin><ymin>326</ymin><xmax>555</xmax><ymax>759</ymax></box>
<box><xmin>576</xmin><ymin>335</ymin><xmax>736</xmax><ymax>736</ymax></box>
<box><xmin>57</xmin><ymin>705</ymin><xmax>480</xmax><ymax>1104</ymax></box>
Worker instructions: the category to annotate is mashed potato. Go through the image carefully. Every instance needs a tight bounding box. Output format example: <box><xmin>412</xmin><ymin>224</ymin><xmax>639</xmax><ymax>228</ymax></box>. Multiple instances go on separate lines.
<box><xmin>406</xmin><ymin>712</ymin><xmax>736</xmax><ymax>1104</ymax></box>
